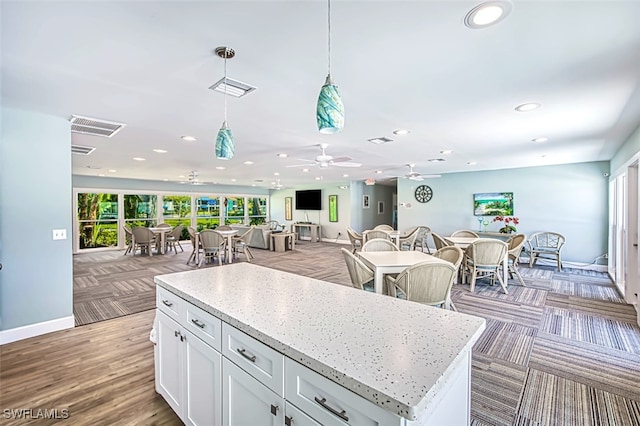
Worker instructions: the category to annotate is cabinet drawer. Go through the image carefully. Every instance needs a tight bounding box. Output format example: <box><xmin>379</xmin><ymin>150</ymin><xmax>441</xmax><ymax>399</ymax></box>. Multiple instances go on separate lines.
<box><xmin>285</xmin><ymin>359</ymin><xmax>402</xmax><ymax>426</ymax></box>
<box><xmin>185</xmin><ymin>303</ymin><xmax>222</xmax><ymax>352</ymax></box>
<box><xmin>285</xmin><ymin>402</ymin><xmax>320</xmax><ymax>426</ymax></box>
<box><xmin>222</xmin><ymin>323</ymin><xmax>284</xmax><ymax>396</ymax></box>
<box><xmin>157</xmin><ymin>286</ymin><xmax>184</xmax><ymax>322</ymax></box>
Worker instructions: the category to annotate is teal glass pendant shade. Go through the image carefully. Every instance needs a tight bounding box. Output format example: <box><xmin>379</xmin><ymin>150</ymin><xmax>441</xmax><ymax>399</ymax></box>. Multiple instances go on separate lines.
<box><xmin>316</xmin><ymin>74</ymin><xmax>344</xmax><ymax>134</ymax></box>
<box><xmin>215</xmin><ymin>121</ymin><xmax>234</xmax><ymax>160</ymax></box>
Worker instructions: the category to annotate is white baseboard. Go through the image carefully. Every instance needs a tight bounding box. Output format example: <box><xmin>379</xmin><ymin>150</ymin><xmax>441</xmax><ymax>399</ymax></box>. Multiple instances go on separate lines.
<box><xmin>0</xmin><ymin>315</ymin><xmax>75</xmax><ymax>345</ymax></box>
<box><xmin>321</xmin><ymin>238</ymin><xmax>350</xmax><ymax>245</ymax></box>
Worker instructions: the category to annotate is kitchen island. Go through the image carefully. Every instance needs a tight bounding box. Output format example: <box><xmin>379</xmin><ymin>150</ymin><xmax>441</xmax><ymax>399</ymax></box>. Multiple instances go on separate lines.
<box><xmin>154</xmin><ymin>263</ymin><xmax>485</xmax><ymax>425</ymax></box>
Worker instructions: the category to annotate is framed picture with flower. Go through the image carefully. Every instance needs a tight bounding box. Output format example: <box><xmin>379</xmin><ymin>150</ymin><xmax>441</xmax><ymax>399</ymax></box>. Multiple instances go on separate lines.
<box><xmin>328</xmin><ymin>195</ymin><xmax>338</xmax><ymax>222</ymax></box>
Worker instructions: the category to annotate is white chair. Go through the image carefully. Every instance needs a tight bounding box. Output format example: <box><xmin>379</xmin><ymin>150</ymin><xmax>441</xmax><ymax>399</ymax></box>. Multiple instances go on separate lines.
<box><xmin>399</xmin><ymin>227</ymin><xmax>420</xmax><ymax>251</ymax></box>
<box><xmin>463</xmin><ymin>239</ymin><xmax>508</xmax><ymax>294</ymax></box>
<box><xmin>217</xmin><ymin>225</ymin><xmax>233</xmax><ymax>231</ymax></box>
<box><xmin>198</xmin><ymin>230</ymin><xmax>227</xmax><ymax>267</ymax></box>
<box><xmin>528</xmin><ymin>231</ymin><xmax>566</xmax><ymax>271</ymax></box>
<box><xmin>363</xmin><ymin>229</ymin><xmax>390</xmax><ymax>243</ymax></box>
<box><xmin>166</xmin><ymin>224</ymin><xmax>184</xmax><ymax>254</ymax></box>
<box><xmin>233</xmin><ymin>226</ymin><xmax>255</xmax><ymax>262</ymax></box>
<box><xmin>431</xmin><ymin>232</ymin><xmax>451</xmax><ymax>251</ymax></box>
<box><xmin>131</xmin><ymin>227</ymin><xmax>156</xmax><ymax>256</ymax></box>
<box><xmin>156</xmin><ymin>222</ymin><xmax>172</xmax><ymax>228</ymax></box>
<box><xmin>374</xmin><ymin>224</ymin><xmax>394</xmax><ymax>231</ymax></box>
<box><xmin>433</xmin><ymin>246</ymin><xmax>464</xmax><ymax>311</ymax></box>
<box><xmin>187</xmin><ymin>227</ymin><xmax>202</xmax><ymax>265</ymax></box>
<box><xmin>414</xmin><ymin>226</ymin><xmax>432</xmax><ymax>253</ymax></box>
<box><xmin>341</xmin><ymin>248</ymin><xmax>374</xmax><ymax>291</ymax></box>
<box><xmin>362</xmin><ymin>238</ymin><xmax>399</xmax><ymax>252</ymax></box>
<box><xmin>346</xmin><ymin>227</ymin><xmax>364</xmax><ymax>253</ymax></box>
<box><xmin>385</xmin><ymin>261</ymin><xmax>458</xmax><ymax>309</ymax></box>
<box><xmin>451</xmin><ymin>230</ymin><xmax>479</xmax><ymax>238</ymax></box>
<box><xmin>123</xmin><ymin>225</ymin><xmax>133</xmax><ymax>255</ymax></box>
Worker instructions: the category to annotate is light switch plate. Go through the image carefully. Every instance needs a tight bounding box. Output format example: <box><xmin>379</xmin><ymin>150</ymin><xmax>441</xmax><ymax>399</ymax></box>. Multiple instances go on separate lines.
<box><xmin>52</xmin><ymin>229</ymin><xmax>67</xmax><ymax>240</ymax></box>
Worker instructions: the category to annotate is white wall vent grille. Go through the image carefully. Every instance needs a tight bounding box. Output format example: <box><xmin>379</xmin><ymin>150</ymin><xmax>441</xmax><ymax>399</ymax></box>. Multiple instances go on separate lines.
<box><xmin>71</xmin><ymin>145</ymin><xmax>96</xmax><ymax>155</ymax></box>
<box><xmin>209</xmin><ymin>78</ymin><xmax>257</xmax><ymax>98</ymax></box>
<box><xmin>70</xmin><ymin>115</ymin><xmax>126</xmax><ymax>137</ymax></box>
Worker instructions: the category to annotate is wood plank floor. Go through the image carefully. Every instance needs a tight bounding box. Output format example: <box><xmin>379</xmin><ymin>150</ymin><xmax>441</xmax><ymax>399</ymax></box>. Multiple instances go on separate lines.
<box><xmin>1</xmin><ymin>240</ymin><xmax>639</xmax><ymax>425</ymax></box>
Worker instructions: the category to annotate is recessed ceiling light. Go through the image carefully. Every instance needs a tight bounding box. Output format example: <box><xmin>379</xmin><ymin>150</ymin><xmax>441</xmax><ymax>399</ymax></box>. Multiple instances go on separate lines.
<box><xmin>440</xmin><ymin>150</ymin><xmax>452</xmax><ymax>155</ymax></box>
<box><xmin>178</xmin><ymin>175</ymin><xmax>185</xmax><ymax>178</ymax></box>
<box><xmin>315</xmin><ymin>177</ymin><xmax>322</xmax><ymax>180</ymax></box>
<box><xmin>108</xmin><ymin>169</ymin><xmax>117</xmax><ymax>173</ymax></box>
<box><xmin>515</xmin><ymin>102</ymin><xmax>541</xmax><ymax>112</ymax></box>
<box><xmin>375</xmin><ymin>170</ymin><xmax>383</xmax><ymax>174</ymax></box>
<box><xmin>181</xmin><ymin>136</ymin><xmax>197</xmax><ymax>141</ymax></box>
<box><xmin>216</xmin><ymin>166</ymin><xmax>225</xmax><ymax>170</ymax></box>
<box><xmin>231</xmin><ymin>178</ymin><xmax>237</xmax><ymax>182</ymax></box>
<box><xmin>343</xmin><ymin>174</ymin><xmax>349</xmax><ymax>177</ymax></box>
<box><xmin>274</xmin><ymin>172</ymin><xmax>280</xmax><ymax>176</ymax></box>
<box><xmin>532</xmin><ymin>137</ymin><xmax>548</xmax><ymax>143</ymax></box>
<box><xmin>428</xmin><ymin>158</ymin><xmax>445</xmax><ymax>163</ymax></box>
<box><xmin>251</xmin><ymin>184</ymin><xmax>256</xmax><ymax>187</ymax></box>
<box><xmin>464</xmin><ymin>1</ymin><xmax>512</xmax><ymax>29</ymax></box>
<box><xmin>243</xmin><ymin>161</ymin><xmax>254</xmax><ymax>165</ymax></box>
<box><xmin>98</xmin><ymin>173</ymin><xmax>105</xmax><ymax>177</ymax></box>
<box><xmin>393</xmin><ymin>129</ymin><xmax>410</xmax><ymax>136</ymax></box>
<box><xmin>153</xmin><ymin>149</ymin><xmax>168</xmax><ymax>154</ymax></box>
<box><xmin>163</xmin><ymin>178</ymin><xmax>169</xmax><ymax>181</ymax></box>
<box><xmin>133</xmin><ymin>157</ymin><xmax>146</xmax><ymax>161</ymax></box>
<box><xmin>302</xmin><ymin>168</ymin><xmax>309</xmax><ymax>172</ymax></box>
<box><xmin>277</xmin><ymin>153</ymin><xmax>288</xmax><ymax>158</ymax></box>
<box><xmin>467</xmin><ymin>161</ymin><xmax>477</xmax><ymax>165</ymax></box>
<box><xmin>368</xmin><ymin>136</ymin><xmax>394</xmax><ymax>145</ymax></box>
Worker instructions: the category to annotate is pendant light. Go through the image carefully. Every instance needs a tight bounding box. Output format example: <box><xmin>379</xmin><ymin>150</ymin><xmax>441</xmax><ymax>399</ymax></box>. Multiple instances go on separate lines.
<box><xmin>316</xmin><ymin>0</ymin><xmax>344</xmax><ymax>134</ymax></box>
<box><xmin>215</xmin><ymin>46</ymin><xmax>235</xmax><ymax>160</ymax></box>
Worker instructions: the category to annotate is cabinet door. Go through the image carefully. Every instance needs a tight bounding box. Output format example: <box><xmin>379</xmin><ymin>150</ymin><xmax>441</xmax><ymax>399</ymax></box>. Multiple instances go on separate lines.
<box><xmin>223</xmin><ymin>358</ymin><xmax>284</xmax><ymax>426</ymax></box>
<box><xmin>156</xmin><ymin>310</ymin><xmax>184</xmax><ymax>418</ymax></box>
<box><xmin>185</xmin><ymin>330</ymin><xmax>222</xmax><ymax>426</ymax></box>
<box><xmin>285</xmin><ymin>402</ymin><xmax>320</xmax><ymax>426</ymax></box>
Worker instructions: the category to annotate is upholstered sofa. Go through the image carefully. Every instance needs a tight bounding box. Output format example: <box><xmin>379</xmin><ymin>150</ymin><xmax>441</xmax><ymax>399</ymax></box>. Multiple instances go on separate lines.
<box><xmin>230</xmin><ymin>225</ymin><xmax>272</xmax><ymax>250</ymax></box>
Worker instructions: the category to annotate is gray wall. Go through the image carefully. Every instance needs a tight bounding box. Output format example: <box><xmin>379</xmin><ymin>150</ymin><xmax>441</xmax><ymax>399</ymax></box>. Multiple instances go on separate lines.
<box><xmin>611</xmin><ymin>124</ymin><xmax>640</xmax><ymax>173</ymax></box>
<box><xmin>397</xmin><ymin>161</ymin><xmax>609</xmax><ymax>264</ymax></box>
<box><xmin>357</xmin><ymin>182</ymin><xmax>395</xmax><ymax>232</ymax></box>
<box><xmin>0</xmin><ymin>108</ymin><xmax>73</xmax><ymax>330</ymax></box>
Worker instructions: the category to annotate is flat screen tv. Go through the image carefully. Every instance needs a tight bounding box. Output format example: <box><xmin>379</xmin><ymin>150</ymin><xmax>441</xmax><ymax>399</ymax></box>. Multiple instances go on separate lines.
<box><xmin>295</xmin><ymin>189</ymin><xmax>322</xmax><ymax>210</ymax></box>
<box><xmin>473</xmin><ymin>192</ymin><xmax>514</xmax><ymax>216</ymax></box>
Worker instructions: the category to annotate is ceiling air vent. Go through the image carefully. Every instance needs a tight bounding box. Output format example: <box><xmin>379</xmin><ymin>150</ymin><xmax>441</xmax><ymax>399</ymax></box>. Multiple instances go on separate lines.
<box><xmin>71</xmin><ymin>144</ymin><xmax>96</xmax><ymax>155</ymax></box>
<box><xmin>209</xmin><ymin>78</ymin><xmax>257</xmax><ymax>98</ymax></box>
<box><xmin>70</xmin><ymin>115</ymin><xmax>126</xmax><ymax>138</ymax></box>
<box><xmin>368</xmin><ymin>137</ymin><xmax>393</xmax><ymax>145</ymax></box>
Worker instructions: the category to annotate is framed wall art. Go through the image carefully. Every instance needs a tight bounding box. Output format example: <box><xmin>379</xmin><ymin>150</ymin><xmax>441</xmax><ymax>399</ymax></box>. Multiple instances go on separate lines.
<box><xmin>285</xmin><ymin>197</ymin><xmax>292</xmax><ymax>221</ymax></box>
<box><xmin>328</xmin><ymin>195</ymin><xmax>338</xmax><ymax>222</ymax></box>
<box><xmin>363</xmin><ymin>195</ymin><xmax>370</xmax><ymax>208</ymax></box>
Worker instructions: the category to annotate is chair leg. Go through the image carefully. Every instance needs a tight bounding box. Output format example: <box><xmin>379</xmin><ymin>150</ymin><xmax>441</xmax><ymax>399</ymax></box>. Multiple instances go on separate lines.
<box><xmin>496</xmin><ymin>270</ymin><xmax>509</xmax><ymax>294</ymax></box>
<box><xmin>557</xmin><ymin>255</ymin><xmax>562</xmax><ymax>271</ymax></box>
<box><xmin>512</xmin><ymin>265</ymin><xmax>526</xmax><ymax>286</ymax></box>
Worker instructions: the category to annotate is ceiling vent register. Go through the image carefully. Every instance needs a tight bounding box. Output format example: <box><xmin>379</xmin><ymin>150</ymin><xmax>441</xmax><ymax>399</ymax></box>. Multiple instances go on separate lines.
<box><xmin>209</xmin><ymin>77</ymin><xmax>256</xmax><ymax>98</ymax></box>
<box><xmin>70</xmin><ymin>115</ymin><xmax>126</xmax><ymax>138</ymax></box>
<box><xmin>71</xmin><ymin>144</ymin><xmax>96</xmax><ymax>155</ymax></box>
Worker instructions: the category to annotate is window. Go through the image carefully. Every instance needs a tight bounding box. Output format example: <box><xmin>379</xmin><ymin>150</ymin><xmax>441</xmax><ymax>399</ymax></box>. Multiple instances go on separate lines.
<box><xmin>163</xmin><ymin>195</ymin><xmax>191</xmax><ymax>239</ymax></box>
<box><xmin>77</xmin><ymin>193</ymin><xmax>119</xmax><ymax>249</ymax></box>
<box><xmin>197</xmin><ymin>196</ymin><xmax>220</xmax><ymax>231</ymax></box>
<box><xmin>225</xmin><ymin>197</ymin><xmax>245</xmax><ymax>225</ymax></box>
<box><xmin>248</xmin><ymin>197</ymin><xmax>267</xmax><ymax>225</ymax></box>
<box><xmin>124</xmin><ymin>194</ymin><xmax>158</xmax><ymax>227</ymax></box>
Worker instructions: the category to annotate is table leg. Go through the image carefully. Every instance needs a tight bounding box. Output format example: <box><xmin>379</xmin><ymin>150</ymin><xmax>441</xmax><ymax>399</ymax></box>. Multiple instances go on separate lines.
<box><xmin>161</xmin><ymin>232</ymin><xmax>166</xmax><ymax>254</ymax></box>
<box><xmin>374</xmin><ymin>269</ymin><xmax>384</xmax><ymax>294</ymax></box>
<box><xmin>227</xmin><ymin>235</ymin><xmax>233</xmax><ymax>263</ymax></box>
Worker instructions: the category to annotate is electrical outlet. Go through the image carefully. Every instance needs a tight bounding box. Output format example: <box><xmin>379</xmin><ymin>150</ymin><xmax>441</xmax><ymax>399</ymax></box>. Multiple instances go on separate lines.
<box><xmin>52</xmin><ymin>229</ymin><xmax>67</xmax><ymax>240</ymax></box>
<box><xmin>337</xmin><ymin>232</ymin><xmax>342</xmax><ymax>236</ymax></box>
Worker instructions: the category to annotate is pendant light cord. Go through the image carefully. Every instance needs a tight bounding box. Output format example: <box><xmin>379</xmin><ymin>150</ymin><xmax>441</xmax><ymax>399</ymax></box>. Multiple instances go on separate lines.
<box><xmin>327</xmin><ymin>0</ymin><xmax>331</xmax><ymax>76</ymax></box>
<box><xmin>223</xmin><ymin>49</ymin><xmax>228</xmax><ymax>122</ymax></box>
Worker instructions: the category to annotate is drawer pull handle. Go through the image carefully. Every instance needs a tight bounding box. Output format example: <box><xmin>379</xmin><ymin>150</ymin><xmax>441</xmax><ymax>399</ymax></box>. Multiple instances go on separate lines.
<box><xmin>191</xmin><ymin>318</ymin><xmax>205</xmax><ymax>328</ymax></box>
<box><xmin>270</xmin><ymin>404</ymin><xmax>279</xmax><ymax>416</ymax></box>
<box><xmin>285</xmin><ymin>415</ymin><xmax>293</xmax><ymax>426</ymax></box>
<box><xmin>314</xmin><ymin>397</ymin><xmax>349</xmax><ymax>422</ymax></box>
<box><xmin>237</xmin><ymin>348</ymin><xmax>256</xmax><ymax>362</ymax></box>
<box><xmin>162</xmin><ymin>299</ymin><xmax>173</xmax><ymax>307</ymax></box>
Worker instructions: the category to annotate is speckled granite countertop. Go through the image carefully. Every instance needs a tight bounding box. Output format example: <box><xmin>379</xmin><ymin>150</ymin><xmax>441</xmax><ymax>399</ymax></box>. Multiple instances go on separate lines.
<box><xmin>155</xmin><ymin>263</ymin><xmax>485</xmax><ymax>421</ymax></box>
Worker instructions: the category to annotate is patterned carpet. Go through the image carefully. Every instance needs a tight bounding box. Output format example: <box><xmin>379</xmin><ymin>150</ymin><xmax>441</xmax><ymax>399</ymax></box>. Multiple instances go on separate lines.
<box><xmin>73</xmin><ymin>241</ymin><xmax>640</xmax><ymax>425</ymax></box>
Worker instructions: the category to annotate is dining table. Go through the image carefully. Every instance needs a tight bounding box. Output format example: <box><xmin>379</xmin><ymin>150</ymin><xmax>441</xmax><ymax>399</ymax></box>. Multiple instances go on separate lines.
<box><xmin>214</xmin><ymin>229</ymin><xmax>238</xmax><ymax>263</ymax></box>
<box><xmin>444</xmin><ymin>236</ymin><xmax>508</xmax><ymax>289</ymax></box>
<box><xmin>358</xmin><ymin>251</ymin><xmax>449</xmax><ymax>294</ymax></box>
<box><xmin>148</xmin><ymin>226</ymin><xmax>173</xmax><ymax>254</ymax></box>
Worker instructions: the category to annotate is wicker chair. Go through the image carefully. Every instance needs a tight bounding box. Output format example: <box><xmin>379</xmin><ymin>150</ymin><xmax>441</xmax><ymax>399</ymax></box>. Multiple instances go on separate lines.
<box><xmin>433</xmin><ymin>246</ymin><xmax>464</xmax><ymax>311</ymax></box>
<box><xmin>385</xmin><ymin>261</ymin><xmax>458</xmax><ymax>309</ymax></box>
<box><xmin>186</xmin><ymin>227</ymin><xmax>202</xmax><ymax>265</ymax></box>
<box><xmin>156</xmin><ymin>222</ymin><xmax>172</xmax><ymax>228</ymax></box>
<box><xmin>340</xmin><ymin>248</ymin><xmax>374</xmax><ymax>291</ymax></box>
<box><xmin>373</xmin><ymin>224</ymin><xmax>394</xmax><ymax>231</ymax></box>
<box><xmin>123</xmin><ymin>225</ymin><xmax>133</xmax><ymax>255</ymax></box>
<box><xmin>399</xmin><ymin>227</ymin><xmax>420</xmax><ymax>251</ymax></box>
<box><xmin>131</xmin><ymin>226</ymin><xmax>156</xmax><ymax>256</ymax></box>
<box><xmin>198</xmin><ymin>230</ymin><xmax>227</xmax><ymax>267</ymax></box>
<box><xmin>232</xmin><ymin>226</ymin><xmax>255</xmax><ymax>262</ymax></box>
<box><xmin>362</xmin><ymin>238</ymin><xmax>399</xmax><ymax>252</ymax></box>
<box><xmin>165</xmin><ymin>224</ymin><xmax>184</xmax><ymax>254</ymax></box>
<box><xmin>463</xmin><ymin>239</ymin><xmax>508</xmax><ymax>294</ymax></box>
<box><xmin>217</xmin><ymin>225</ymin><xmax>233</xmax><ymax>231</ymax></box>
<box><xmin>528</xmin><ymin>231</ymin><xmax>566</xmax><ymax>271</ymax></box>
<box><xmin>414</xmin><ymin>226</ymin><xmax>432</xmax><ymax>253</ymax></box>
<box><xmin>363</xmin><ymin>229</ymin><xmax>390</xmax><ymax>243</ymax></box>
<box><xmin>451</xmin><ymin>230</ymin><xmax>479</xmax><ymax>238</ymax></box>
<box><xmin>506</xmin><ymin>233</ymin><xmax>527</xmax><ymax>286</ymax></box>
<box><xmin>346</xmin><ymin>227</ymin><xmax>364</xmax><ymax>253</ymax></box>
<box><xmin>431</xmin><ymin>232</ymin><xmax>451</xmax><ymax>251</ymax></box>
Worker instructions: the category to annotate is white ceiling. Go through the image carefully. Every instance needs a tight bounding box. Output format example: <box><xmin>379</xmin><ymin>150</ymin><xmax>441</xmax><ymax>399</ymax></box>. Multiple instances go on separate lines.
<box><xmin>3</xmin><ymin>1</ymin><xmax>640</xmax><ymax>189</ymax></box>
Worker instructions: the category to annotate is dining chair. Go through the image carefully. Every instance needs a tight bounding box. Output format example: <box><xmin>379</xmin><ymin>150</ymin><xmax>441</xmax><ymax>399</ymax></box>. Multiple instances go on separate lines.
<box><xmin>198</xmin><ymin>229</ymin><xmax>227</xmax><ymax>267</ymax></box>
<box><xmin>131</xmin><ymin>226</ymin><xmax>156</xmax><ymax>256</ymax></box>
<box><xmin>399</xmin><ymin>227</ymin><xmax>420</xmax><ymax>251</ymax></box>
<box><xmin>166</xmin><ymin>224</ymin><xmax>184</xmax><ymax>254</ymax></box>
<box><xmin>363</xmin><ymin>229</ymin><xmax>390</xmax><ymax>243</ymax></box>
<box><xmin>340</xmin><ymin>248</ymin><xmax>374</xmax><ymax>291</ymax></box>
<box><xmin>187</xmin><ymin>226</ymin><xmax>203</xmax><ymax>265</ymax></box>
<box><xmin>373</xmin><ymin>224</ymin><xmax>394</xmax><ymax>231</ymax></box>
<box><xmin>506</xmin><ymin>233</ymin><xmax>527</xmax><ymax>286</ymax></box>
<box><xmin>266</xmin><ymin>220</ymin><xmax>284</xmax><ymax>232</ymax></box>
<box><xmin>346</xmin><ymin>226</ymin><xmax>364</xmax><ymax>253</ymax></box>
<box><xmin>385</xmin><ymin>261</ymin><xmax>457</xmax><ymax>310</ymax></box>
<box><xmin>433</xmin><ymin>246</ymin><xmax>464</xmax><ymax>311</ymax></box>
<box><xmin>123</xmin><ymin>225</ymin><xmax>133</xmax><ymax>255</ymax></box>
<box><xmin>414</xmin><ymin>226</ymin><xmax>432</xmax><ymax>253</ymax></box>
<box><xmin>431</xmin><ymin>232</ymin><xmax>451</xmax><ymax>251</ymax></box>
<box><xmin>362</xmin><ymin>238</ymin><xmax>399</xmax><ymax>252</ymax></box>
<box><xmin>528</xmin><ymin>231</ymin><xmax>566</xmax><ymax>271</ymax></box>
<box><xmin>217</xmin><ymin>225</ymin><xmax>233</xmax><ymax>231</ymax></box>
<box><xmin>451</xmin><ymin>230</ymin><xmax>479</xmax><ymax>238</ymax></box>
<box><xmin>232</xmin><ymin>226</ymin><xmax>255</xmax><ymax>262</ymax></box>
<box><xmin>156</xmin><ymin>223</ymin><xmax>172</xmax><ymax>228</ymax></box>
<box><xmin>463</xmin><ymin>239</ymin><xmax>508</xmax><ymax>294</ymax></box>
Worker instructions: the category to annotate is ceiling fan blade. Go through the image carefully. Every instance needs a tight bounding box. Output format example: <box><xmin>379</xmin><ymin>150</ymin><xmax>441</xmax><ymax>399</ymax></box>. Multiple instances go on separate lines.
<box><xmin>333</xmin><ymin>161</ymin><xmax>362</xmax><ymax>168</ymax></box>
<box><xmin>331</xmin><ymin>156</ymin><xmax>352</xmax><ymax>163</ymax></box>
<box><xmin>286</xmin><ymin>163</ymin><xmax>317</xmax><ymax>168</ymax></box>
<box><xmin>420</xmin><ymin>174</ymin><xmax>441</xmax><ymax>178</ymax></box>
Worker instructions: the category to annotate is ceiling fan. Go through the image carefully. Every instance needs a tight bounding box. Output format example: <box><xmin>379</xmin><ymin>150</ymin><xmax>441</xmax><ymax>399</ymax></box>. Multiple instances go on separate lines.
<box><xmin>181</xmin><ymin>170</ymin><xmax>205</xmax><ymax>185</ymax></box>
<box><xmin>271</xmin><ymin>178</ymin><xmax>284</xmax><ymax>190</ymax></box>
<box><xmin>287</xmin><ymin>143</ymin><xmax>361</xmax><ymax>169</ymax></box>
<box><xmin>402</xmin><ymin>164</ymin><xmax>441</xmax><ymax>181</ymax></box>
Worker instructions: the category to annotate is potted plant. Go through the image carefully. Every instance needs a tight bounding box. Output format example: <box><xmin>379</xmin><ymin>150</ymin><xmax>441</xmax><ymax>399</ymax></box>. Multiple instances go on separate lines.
<box><xmin>493</xmin><ymin>216</ymin><xmax>519</xmax><ymax>233</ymax></box>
